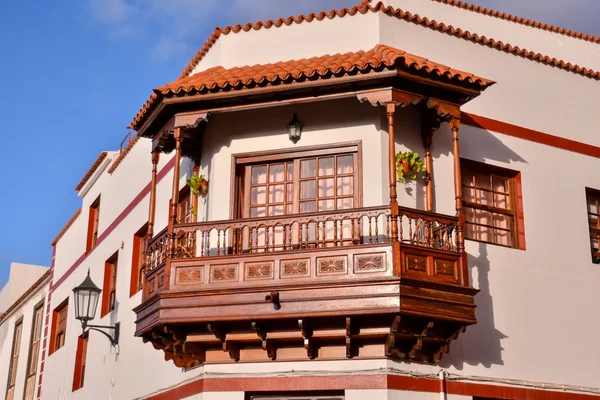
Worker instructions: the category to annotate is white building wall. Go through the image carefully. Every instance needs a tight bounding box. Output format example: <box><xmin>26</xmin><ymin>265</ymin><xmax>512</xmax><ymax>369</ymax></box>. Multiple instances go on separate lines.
<box><xmin>382</xmin><ymin>0</ymin><xmax>600</xmax><ymax>71</ymax></box>
<box><xmin>191</xmin><ymin>12</ymin><xmax>380</xmax><ymax>74</ymax></box>
<box><xmin>38</xmin><ymin>4</ymin><xmax>600</xmax><ymax>399</ymax></box>
<box><xmin>0</xmin><ymin>264</ymin><xmax>49</xmax><ymax>313</ymax></box>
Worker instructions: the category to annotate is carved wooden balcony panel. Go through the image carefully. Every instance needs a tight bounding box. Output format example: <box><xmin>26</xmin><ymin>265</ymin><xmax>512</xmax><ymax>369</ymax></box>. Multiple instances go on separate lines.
<box><xmin>135</xmin><ymin>206</ymin><xmax>478</xmax><ymax>367</ymax></box>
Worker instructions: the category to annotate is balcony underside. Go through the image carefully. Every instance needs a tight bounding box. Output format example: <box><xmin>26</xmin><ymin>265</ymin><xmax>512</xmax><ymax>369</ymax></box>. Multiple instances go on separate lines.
<box><xmin>135</xmin><ymin>234</ymin><xmax>477</xmax><ymax>367</ymax></box>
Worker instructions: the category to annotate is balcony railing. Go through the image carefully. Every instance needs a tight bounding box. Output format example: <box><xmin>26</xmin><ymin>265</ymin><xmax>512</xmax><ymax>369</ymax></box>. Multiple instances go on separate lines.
<box><xmin>146</xmin><ymin>205</ymin><xmax>459</xmax><ymax>272</ymax></box>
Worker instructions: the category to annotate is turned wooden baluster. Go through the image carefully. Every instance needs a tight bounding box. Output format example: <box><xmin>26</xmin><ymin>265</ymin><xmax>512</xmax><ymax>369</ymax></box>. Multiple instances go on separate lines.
<box><xmin>168</xmin><ymin>127</ymin><xmax>183</xmax><ymax>258</ymax></box>
<box><xmin>368</xmin><ymin>216</ymin><xmax>373</xmax><ymax>244</ymax></box>
<box><xmin>143</xmin><ymin>151</ymin><xmax>160</xmax><ymax>285</ymax></box>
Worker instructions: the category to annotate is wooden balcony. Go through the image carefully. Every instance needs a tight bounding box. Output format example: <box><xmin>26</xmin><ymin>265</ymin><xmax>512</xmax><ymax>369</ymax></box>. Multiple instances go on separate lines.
<box><xmin>134</xmin><ymin>206</ymin><xmax>478</xmax><ymax>368</ymax></box>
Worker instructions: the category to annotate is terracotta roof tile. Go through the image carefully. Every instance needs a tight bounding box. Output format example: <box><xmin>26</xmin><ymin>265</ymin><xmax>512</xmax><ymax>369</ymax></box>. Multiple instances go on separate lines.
<box><xmin>131</xmin><ymin>44</ymin><xmax>493</xmax><ymax>130</ymax></box>
<box><xmin>159</xmin><ymin>44</ymin><xmax>493</xmax><ymax>96</ymax></box>
<box><xmin>129</xmin><ymin>1</ymin><xmax>600</xmax><ymax>131</ymax></box>
<box><xmin>51</xmin><ymin>208</ymin><xmax>81</xmax><ymax>245</ymax></box>
<box><xmin>74</xmin><ymin>152</ymin><xmax>108</xmax><ymax>191</ymax></box>
<box><xmin>430</xmin><ymin>0</ymin><xmax>600</xmax><ymax>44</ymax></box>
<box><xmin>108</xmin><ymin>134</ymin><xmax>141</xmax><ymax>174</ymax></box>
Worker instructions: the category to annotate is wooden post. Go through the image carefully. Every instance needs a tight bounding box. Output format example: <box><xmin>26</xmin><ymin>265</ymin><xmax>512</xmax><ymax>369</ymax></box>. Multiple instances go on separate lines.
<box><xmin>386</xmin><ymin>103</ymin><xmax>399</xmax><ymax>241</ymax></box>
<box><xmin>144</xmin><ymin>151</ymin><xmax>160</xmax><ymax>272</ymax></box>
<box><xmin>169</xmin><ymin>127</ymin><xmax>183</xmax><ymax>258</ymax></box>
<box><xmin>423</xmin><ymin>133</ymin><xmax>433</xmax><ymax>212</ymax></box>
<box><xmin>191</xmin><ymin>159</ymin><xmax>201</xmax><ymax>223</ymax></box>
<box><xmin>450</xmin><ymin>118</ymin><xmax>468</xmax><ymax>285</ymax></box>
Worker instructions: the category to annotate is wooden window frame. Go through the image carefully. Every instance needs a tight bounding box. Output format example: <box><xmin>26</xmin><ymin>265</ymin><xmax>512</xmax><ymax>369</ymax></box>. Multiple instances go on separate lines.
<box><xmin>177</xmin><ymin>185</ymin><xmax>192</xmax><ymax>224</ymax></box>
<box><xmin>461</xmin><ymin>159</ymin><xmax>526</xmax><ymax>250</ymax></box>
<box><xmin>71</xmin><ymin>332</ymin><xmax>89</xmax><ymax>392</ymax></box>
<box><xmin>101</xmin><ymin>251</ymin><xmax>119</xmax><ymax>317</ymax></box>
<box><xmin>231</xmin><ymin>141</ymin><xmax>363</xmax><ymax>219</ymax></box>
<box><xmin>23</xmin><ymin>301</ymin><xmax>44</xmax><ymax>400</ymax></box>
<box><xmin>130</xmin><ymin>223</ymin><xmax>149</xmax><ymax>297</ymax></box>
<box><xmin>86</xmin><ymin>196</ymin><xmax>101</xmax><ymax>253</ymax></box>
<box><xmin>49</xmin><ymin>299</ymin><xmax>68</xmax><ymax>355</ymax></box>
<box><xmin>5</xmin><ymin>318</ymin><xmax>24</xmax><ymax>400</ymax></box>
<box><xmin>586</xmin><ymin>187</ymin><xmax>600</xmax><ymax>264</ymax></box>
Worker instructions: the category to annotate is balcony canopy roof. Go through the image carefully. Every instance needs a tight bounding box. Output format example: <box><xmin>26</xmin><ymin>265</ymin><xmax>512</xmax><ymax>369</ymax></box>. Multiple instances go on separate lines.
<box><xmin>129</xmin><ymin>44</ymin><xmax>494</xmax><ymax>133</ymax></box>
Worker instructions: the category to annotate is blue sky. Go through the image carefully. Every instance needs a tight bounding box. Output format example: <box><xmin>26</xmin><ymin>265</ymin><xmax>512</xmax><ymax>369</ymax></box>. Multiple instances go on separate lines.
<box><xmin>0</xmin><ymin>0</ymin><xmax>598</xmax><ymax>289</ymax></box>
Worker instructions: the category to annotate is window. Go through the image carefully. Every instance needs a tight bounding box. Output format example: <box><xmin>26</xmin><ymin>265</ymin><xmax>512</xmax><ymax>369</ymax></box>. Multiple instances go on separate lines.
<box><xmin>247</xmin><ymin>393</ymin><xmax>344</xmax><ymax>400</ymax></box>
<box><xmin>236</xmin><ymin>143</ymin><xmax>361</xmax><ymax>218</ymax></box>
<box><xmin>50</xmin><ymin>300</ymin><xmax>68</xmax><ymax>354</ymax></box>
<box><xmin>86</xmin><ymin>196</ymin><xmax>101</xmax><ymax>252</ymax></box>
<box><xmin>23</xmin><ymin>303</ymin><xmax>44</xmax><ymax>400</ymax></box>
<box><xmin>177</xmin><ymin>186</ymin><xmax>192</xmax><ymax>224</ymax></box>
<box><xmin>72</xmin><ymin>332</ymin><xmax>88</xmax><ymax>391</ymax></box>
<box><xmin>586</xmin><ymin>188</ymin><xmax>600</xmax><ymax>263</ymax></box>
<box><xmin>461</xmin><ymin>159</ymin><xmax>525</xmax><ymax>249</ymax></box>
<box><xmin>5</xmin><ymin>319</ymin><xmax>23</xmax><ymax>400</ymax></box>
<box><xmin>101</xmin><ymin>252</ymin><xmax>118</xmax><ymax>316</ymax></box>
<box><xmin>130</xmin><ymin>223</ymin><xmax>149</xmax><ymax>297</ymax></box>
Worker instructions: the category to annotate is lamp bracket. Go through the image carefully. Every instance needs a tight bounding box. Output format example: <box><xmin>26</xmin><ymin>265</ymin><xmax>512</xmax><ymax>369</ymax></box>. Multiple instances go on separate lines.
<box><xmin>82</xmin><ymin>321</ymin><xmax>120</xmax><ymax>346</ymax></box>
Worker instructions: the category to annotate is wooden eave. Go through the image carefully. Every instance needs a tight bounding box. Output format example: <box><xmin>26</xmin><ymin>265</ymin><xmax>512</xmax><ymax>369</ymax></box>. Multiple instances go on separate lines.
<box><xmin>139</xmin><ymin>69</ymin><xmax>487</xmax><ymax>142</ymax></box>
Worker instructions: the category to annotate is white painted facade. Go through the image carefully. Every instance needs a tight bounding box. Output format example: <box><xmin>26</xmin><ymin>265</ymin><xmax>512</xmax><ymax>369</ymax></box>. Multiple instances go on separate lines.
<box><xmin>3</xmin><ymin>0</ymin><xmax>600</xmax><ymax>399</ymax></box>
<box><xmin>0</xmin><ymin>264</ymin><xmax>49</xmax><ymax>313</ymax></box>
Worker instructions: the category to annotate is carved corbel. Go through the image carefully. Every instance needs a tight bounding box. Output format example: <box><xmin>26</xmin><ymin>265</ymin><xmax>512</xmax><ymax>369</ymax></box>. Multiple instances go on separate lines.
<box><xmin>409</xmin><ymin>321</ymin><xmax>434</xmax><ymax>359</ymax></box>
<box><xmin>183</xmin><ymin>342</ymin><xmax>206</xmax><ymax>364</ymax></box>
<box><xmin>207</xmin><ymin>323</ymin><xmax>226</xmax><ymax>342</ymax></box>
<box><xmin>426</xmin><ymin>98</ymin><xmax>461</xmax><ymax>120</ymax></box>
<box><xmin>252</xmin><ymin>322</ymin><xmax>276</xmax><ymax>360</ymax></box>
<box><xmin>223</xmin><ymin>341</ymin><xmax>240</xmax><ymax>362</ymax></box>
<box><xmin>345</xmin><ymin>317</ymin><xmax>355</xmax><ymax>359</ymax></box>
<box><xmin>299</xmin><ymin>319</ymin><xmax>316</xmax><ymax>359</ymax></box>
<box><xmin>357</xmin><ymin>88</ymin><xmax>423</xmax><ymax>107</ymax></box>
<box><xmin>385</xmin><ymin>316</ymin><xmax>402</xmax><ymax>358</ymax></box>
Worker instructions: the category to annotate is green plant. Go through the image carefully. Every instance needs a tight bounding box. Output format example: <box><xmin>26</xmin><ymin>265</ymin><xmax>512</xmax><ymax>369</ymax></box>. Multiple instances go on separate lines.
<box><xmin>395</xmin><ymin>151</ymin><xmax>426</xmax><ymax>183</ymax></box>
<box><xmin>186</xmin><ymin>175</ymin><xmax>208</xmax><ymax>217</ymax></box>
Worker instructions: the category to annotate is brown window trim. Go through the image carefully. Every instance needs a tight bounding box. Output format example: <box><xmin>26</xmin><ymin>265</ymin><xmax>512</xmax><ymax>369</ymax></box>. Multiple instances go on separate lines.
<box><xmin>23</xmin><ymin>301</ymin><xmax>44</xmax><ymax>400</ymax></box>
<box><xmin>6</xmin><ymin>317</ymin><xmax>24</xmax><ymax>400</ymax></box>
<box><xmin>101</xmin><ymin>251</ymin><xmax>119</xmax><ymax>317</ymax></box>
<box><xmin>86</xmin><ymin>196</ymin><xmax>101</xmax><ymax>253</ymax></box>
<box><xmin>461</xmin><ymin>158</ymin><xmax>526</xmax><ymax>250</ymax></box>
<box><xmin>586</xmin><ymin>187</ymin><xmax>600</xmax><ymax>264</ymax></box>
<box><xmin>130</xmin><ymin>223</ymin><xmax>149</xmax><ymax>297</ymax></box>
<box><xmin>72</xmin><ymin>332</ymin><xmax>89</xmax><ymax>392</ymax></box>
<box><xmin>230</xmin><ymin>141</ymin><xmax>363</xmax><ymax>220</ymax></box>
<box><xmin>49</xmin><ymin>299</ymin><xmax>68</xmax><ymax>356</ymax></box>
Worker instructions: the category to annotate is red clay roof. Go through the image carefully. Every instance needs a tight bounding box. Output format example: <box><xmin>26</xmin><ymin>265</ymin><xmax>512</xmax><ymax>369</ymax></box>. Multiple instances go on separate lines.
<box><xmin>430</xmin><ymin>0</ymin><xmax>600</xmax><ymax>44</ymax></box>
<box><xmin>108</xmin><ymin>134</ymin><xmax>140</xmax><ymax>174</ymax></box>
<box><xmin>160</xmin><ymin>44</ymin><xmax>493</xmax><ymax>95</ymax></box>
<box><xmin>74</xmin><ymin>152</ymin><xmax>108</xmax><ymax>191</ymax></box>
<box><xmin>51</xmin><ymin>208</ymin><xmax>81</xmax><ymax>245</ymax></box>
<box><xmin>131</xmin><ymin>44</ymin><xmax>493</xmax><ymax>130</ymax></box>
<box><xmin>130</xmin><ymin>1</ymin><xmax>600</xmax><ymax>131</ymax></box>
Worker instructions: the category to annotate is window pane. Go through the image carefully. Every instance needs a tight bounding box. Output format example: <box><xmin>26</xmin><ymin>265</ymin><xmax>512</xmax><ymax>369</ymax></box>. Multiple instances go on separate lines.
<box><xmin>463</xmin><ymin>185</ymin><xmax>476</xmax><ymax>203</ymax></box>
<box><xmin>300</xmin><ymin>201</ymin><xmax>316</xmax><ymax>213</ymax></box>
<box><xmin>269</xmin><ymin>184</ymin><xmax>284</xmax><ymax>203</ymax></box>
<box><xmin>250</xmin><ymin>207</ymin><xmax>266</xmax><ymax>218</ymax></box>
<box><xmin>251</xmin><ymin>166</ymin><xmax>267</xmax><ymax>184</ymax></box>
<box><xmin>318</xmin><ymin>178</ymin><xmax>334</xmax><ymax>197</ymax></box>
<box><xmin>492</xmin><ymin>176</ymin><xmax>509</xmax><ymax>194</ymax></box>
<box><xmin>476</xmin><ymin>174</ymin><xmax>491</xmax><ymax>190</ymax></box>
<box><xmin>493</xmin><ymin>213</ymin><xmax>511</xmax><ymax>229</ymax></box>
<box><xmin>462</xmin><ymin>171</ymin><xmax>475</xmax><ymax>187</ymax></box>
<box><xmin>337</xmin><ymin>155</ymin><xmax>353</xmax><ymax>174</ymax></box>
<box><xmin>318</xmin><ymin>157</ymin><xmax>335</xmax><ymax>176</ymax></box>
<box><xmin>475</xmin><ymin>224</ymin><xmax>492</xmax><ymax>242</ymax></box>
<box><xmin>286</xmin><ymin>183</ymin><xmax>294</xmax><ymax>202</ymax></box>
<box><xmin>494</xmin><ymin>228</ymin><xmax>511</xmax><ymax>246</ymax></box>
<box><xmin>269</xmin><ymin>164</ymin><xmax>285</xmax><ymax>183</ymax></box>
<box><xmin>286</xmin><ymin>162</ymin><xmax>294</xmax><ymax>181</ymax></box>
<box><xmin>318</xmin><ymin>199</ymin><xmax>335</xmax><ymax>211</ymax></box>
<box><xmin>268</xmin><ymin>205</ymin><xmax>284</xmax><ymax>216</ymax></box>
<box><xmin>493</xmin><ymin>192</ymin><xmax>510</xmax><ymax>210</ymax></box>
<box><xmin>286</xmin><ymin>204</ymin><xmax>293</xmax><ymax>214</ymax></box>
<box><xmin>476</xmin><ymin>188</ymin><xmax>492</xmax><ymax>206</ymax></box>
<box><xmin>588</xmin><ymin>199</ymin><xmax>598</xmax><ymax>214</ymax></box>
<box><xmin>476</xmin><ymin>209</ymin><xmax>492</xmax><ymax>227</ymax></box>
<box><xmin>300</xmin><ymin>181</ymin><xmax>316</xmax><ymax>200</ymax></box>
<box><xmin>251</xmin><ymin>186</ymin><xmax>266</xmax><ymax>205</ymax></box>
<box><xmin>337</xmin><ymin>198</ymin><xmax>353</xmax><ymax>209</ymax></box>
<box><xmin>337</xmin><ymin>177</ymin><xmax>353</xmax><ymax>196</ymax></box>
<box><xmin>301</xmin><ymin>159</ymin><xmax>316</xmax><ymax>178</ymax></box>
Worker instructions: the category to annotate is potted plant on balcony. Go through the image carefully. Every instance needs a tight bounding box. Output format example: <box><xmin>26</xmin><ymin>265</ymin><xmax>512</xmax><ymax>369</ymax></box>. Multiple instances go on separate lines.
<box><xmin>396</xmin><ymin>151</ymin><xmax>426</xmax><ymax>183</ymax></box>
<box><xmin>187</xmin><ymin>175</ymin><xmax>208</xmax><ymax>216</ymax></box>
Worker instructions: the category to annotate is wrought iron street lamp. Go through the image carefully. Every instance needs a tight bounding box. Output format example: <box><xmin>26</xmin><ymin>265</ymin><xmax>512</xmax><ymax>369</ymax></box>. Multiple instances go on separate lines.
<box><xmin>287</xmin><ymin>113</ymin><xmax>303</xmax><ymax>144</ymax></box>
<box><xmin>73</xmin><ymin>270</ymin><xmax>120</xmax><ymax>346</ymax></box>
